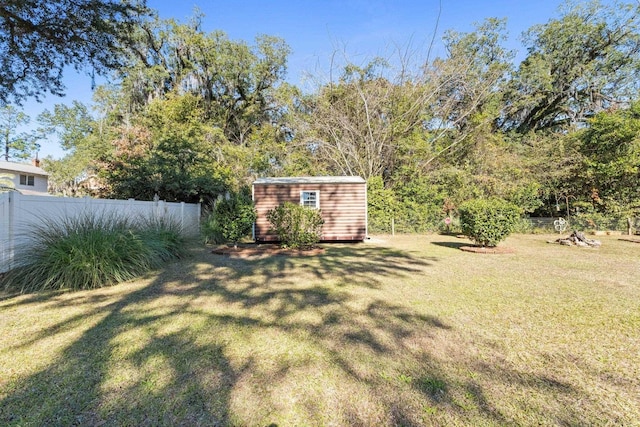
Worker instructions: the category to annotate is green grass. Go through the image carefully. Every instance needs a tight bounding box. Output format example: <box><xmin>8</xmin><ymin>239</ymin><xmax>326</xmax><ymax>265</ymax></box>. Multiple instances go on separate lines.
<box><xmin>1</xmin><ymin>234</ymin><xmax>638</xmax><ymax>426</ymax></box>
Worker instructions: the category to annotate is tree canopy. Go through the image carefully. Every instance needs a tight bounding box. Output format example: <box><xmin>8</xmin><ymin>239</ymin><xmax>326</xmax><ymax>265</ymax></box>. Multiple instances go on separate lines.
<box><xmin>503</xmin><ymin>0</ymin><xmax>640</xmax><ymax>133</ymax></box>
<box><xmin>0</xmin><ymin>0</ymin><xmax>149</xmax><ymax>104</ymax></box>
<box><xmin>7</xmin><ymin>1</ymin><xmax>640</xmax><ymax>232</ymax></box>
<box><xmin>1</xmin><ymin>104</ymin><xmax>37</xmax><ymax>160</ymax></box>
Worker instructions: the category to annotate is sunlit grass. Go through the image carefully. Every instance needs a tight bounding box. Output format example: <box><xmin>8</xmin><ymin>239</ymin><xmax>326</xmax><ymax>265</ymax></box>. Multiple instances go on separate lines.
<box><xmin>0</xmin><ymin>234</ymin><xmax>638</xmax><ymax>425</ymax></box>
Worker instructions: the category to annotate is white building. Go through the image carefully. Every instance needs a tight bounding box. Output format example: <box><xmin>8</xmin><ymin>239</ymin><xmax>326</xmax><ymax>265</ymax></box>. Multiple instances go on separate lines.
<box><xmin>0</xmin><ymin>160</ymin><xmax>49</xmax><ymax>195</ymax></box>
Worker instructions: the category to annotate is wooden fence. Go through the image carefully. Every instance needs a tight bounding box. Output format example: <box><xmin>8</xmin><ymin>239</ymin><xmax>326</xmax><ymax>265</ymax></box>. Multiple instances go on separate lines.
<box><xmin>0</xmin><ymin>192</ymin><xmax>200</xmax><ymax>273</ymax></box>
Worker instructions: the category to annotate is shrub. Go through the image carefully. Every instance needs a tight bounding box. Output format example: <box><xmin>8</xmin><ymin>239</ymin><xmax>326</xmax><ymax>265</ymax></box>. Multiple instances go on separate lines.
<box><xmin>1</xmin><ymin>212</ymin><xmax>187</xmax><ymax>293</ymax></box>
<box><xmin>266</xmin><ymin>202</ymin><xmax>324</xmax><ymax>249</ymax></box>
<box><xmin>200</xmin><ymin>207</ymin><xmax>224</xmax><ymax>244</ymax></box>
<box><xmin>367</xmin><ymin>176</ymin><xmax>398</xmax><ymax>233</ymax></box>
<box><xmin>571</xmin><ymin>210</ymin><xmax>627</xmax><ymax>232</ymax></box>
<box><xmin>201</xmin><ymin>189</ymin><xmax>256</xmax><ymax>246</ymax></box>
<box><xmin>458</xmin><ymin>198</ymin><xmax>520</xmax><ymax>247</ymax></box>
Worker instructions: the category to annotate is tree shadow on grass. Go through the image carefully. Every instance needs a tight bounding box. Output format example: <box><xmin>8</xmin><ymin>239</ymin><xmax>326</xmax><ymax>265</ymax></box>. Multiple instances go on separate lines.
<box><xmin>0</xmin><ymin>243</ymin><xmax>596</xmax><ymax>426</ymax></box>
<box><xmin>0</xmin><ymin>288</ymin><xmax>63</xmax><ymax>306</ymax></box>
<box><xmin>431</xmin><ymin>241</ymin><xmax>468</xmax><ymax>250</ymax></box>
<box><xmin>0</xmin><ymin>278</ymin><xmax>243</xmax><ymax>426</ymax></box>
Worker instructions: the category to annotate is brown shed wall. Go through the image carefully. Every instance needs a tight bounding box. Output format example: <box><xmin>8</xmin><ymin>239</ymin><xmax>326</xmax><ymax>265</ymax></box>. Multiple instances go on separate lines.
<box><xmin>253</xmin><ymin>182</ymin><xmax>367</xmax><ymax>242</ymax></box>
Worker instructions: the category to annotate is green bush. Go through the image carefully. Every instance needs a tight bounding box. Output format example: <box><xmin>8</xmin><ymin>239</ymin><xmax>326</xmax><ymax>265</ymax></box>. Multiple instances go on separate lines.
<box><xmin>511</xmin><ymin>217</ymin><xmax>535</xmax><ymax>234</ymax></box>
<box><xmin>1</xmin><ymin>212</ymin><xmax>187</xmax><ymax>293</ymax></box>
<box><xmin>571</xmin><ymin>211</ymin><xmax>626</xmax><ymax>232</ymax></box>
<box><xmin>266</xmin><ymin>202</ymin><xmax>324</xmax><ymax>249</ymax></box>
<box><xmin>367</xmin><ymin>176</ymin><xmax>398</xmax><ymax>233</ymax></box>
<box><xmin>202</xmin><ymin>189</ymin><xmax>256</xmax><ymax>246</ymax></box>
<box><xmin>458</xmin><ymin>198</ymin><xmax>520</xmax><ymax>247</ymax></box>
<box><xmin>200</xmin><ymin>207</ymin><xmax>225</xmax><ymax>244</ymax></box>
<box><xmin>367</xmin><ymin>176</ymin><xmax>447</xmax><ymax>234</ymax></box>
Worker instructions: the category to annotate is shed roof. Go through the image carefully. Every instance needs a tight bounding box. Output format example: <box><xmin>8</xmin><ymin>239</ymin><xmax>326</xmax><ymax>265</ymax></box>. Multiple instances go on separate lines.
<box><xmin>0</xmin><ymin>161</ymin><xmax>49</xmax><ymax>176</ymax></box>
<box><xmin>253</xmin><ymin>176</ymin><xmax>365</xmax><ymax>185</ymax></box>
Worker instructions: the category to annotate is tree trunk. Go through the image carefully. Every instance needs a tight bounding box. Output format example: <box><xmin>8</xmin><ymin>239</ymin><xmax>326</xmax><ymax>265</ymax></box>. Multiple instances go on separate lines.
<box><xmin>552</xmin><ymin>231</ymin><xmax>601</xmax><ymax>247</ymax></box>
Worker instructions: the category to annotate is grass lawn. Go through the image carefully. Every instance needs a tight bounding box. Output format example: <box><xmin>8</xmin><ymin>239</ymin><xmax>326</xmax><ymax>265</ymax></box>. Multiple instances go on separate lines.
<box><xmin>1</xmin><ymin>234</ymin><xmax>639</xmax><ymax>426</ymax></box>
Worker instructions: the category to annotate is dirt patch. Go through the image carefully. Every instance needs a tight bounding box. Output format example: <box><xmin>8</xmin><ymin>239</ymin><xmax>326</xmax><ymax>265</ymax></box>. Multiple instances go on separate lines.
<box><xmin>459</xmin><ymin>245</ymin><xmax>515</xmax><ymax>254</ymax></box>
<box><xmin>211</xmin><ymin>244</ymin><xmax>325</xmax><ymax>259</ymax></box>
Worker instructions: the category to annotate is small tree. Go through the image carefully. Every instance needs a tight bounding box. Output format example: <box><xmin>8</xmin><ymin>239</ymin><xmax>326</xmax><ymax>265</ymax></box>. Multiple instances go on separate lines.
<box><xmin>1</xmin><ymin>105</ymin><xmax>38</xmax><ymax>161</ymax></box>
<box><xmin>458</xmin><ymin>198</ymin><xmax>520</xmax><ymax>247</ymax></box>
<box><xmin>266</xmin><ymin>202</ymin><xmax>324</xmax><ymax>249</ymax></box>
<box><xmin>202</xmin><ymin>190</ymin><xmax>256</xmax><ymax>247</ymax></box>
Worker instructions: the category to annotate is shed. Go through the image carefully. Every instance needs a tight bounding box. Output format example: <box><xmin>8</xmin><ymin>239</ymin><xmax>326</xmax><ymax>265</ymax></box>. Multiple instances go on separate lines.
<box><xmin>252</xmin><ymin>176</ymin><xmax>367</xmax><ymax>242</ymax></box>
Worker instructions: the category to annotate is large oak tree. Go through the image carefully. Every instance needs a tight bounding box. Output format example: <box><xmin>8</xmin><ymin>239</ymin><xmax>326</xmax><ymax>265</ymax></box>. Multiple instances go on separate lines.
<box><xmin>503</xmin><ymin>0</ymin><xmax>640</xmax><ymax>133</ymax></box>
<box><xmin>0</xmin><ymin>0</ymin><xmax>149</xmax><ymax>104</ymax></box>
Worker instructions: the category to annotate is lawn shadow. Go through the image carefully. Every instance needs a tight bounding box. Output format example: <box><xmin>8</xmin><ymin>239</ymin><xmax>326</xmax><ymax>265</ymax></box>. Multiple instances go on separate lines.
<box><xmin>0</xmin><ymin>242</ymin><xmax>593</xmax><ymax>426</ymax></box>
<box><xmin>0</xmin><ymin>288</ymin><xmax>64</xmax><ymax>306</ymax></box>
<box><xmin>210</xmin><ymin>243</ymin><xmax>438</xmax><ymax>290</ymax></box>
<box><xmin>0</xmin><ymin>277</ymin><xmax>242</xmax><ymax>426</ymax></box>
<box><xmin>431</xmin><ymin>241</ymin><xmax>468</xmax><ymax>250</ymax></box>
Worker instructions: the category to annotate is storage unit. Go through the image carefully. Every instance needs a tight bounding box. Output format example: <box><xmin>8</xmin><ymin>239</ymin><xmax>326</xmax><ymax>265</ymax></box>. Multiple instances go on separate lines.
<box><xmin>252</xmin><ymin>176</ymin><xmax>367</xmax><ymax>242</ymax></box>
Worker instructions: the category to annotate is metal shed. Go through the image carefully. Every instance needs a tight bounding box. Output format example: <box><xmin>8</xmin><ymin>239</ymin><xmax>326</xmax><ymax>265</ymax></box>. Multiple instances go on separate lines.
<box><xmin>252</xmin><ymin>176</ymin><xmax>367</xmax><ymax>242</ymax></box>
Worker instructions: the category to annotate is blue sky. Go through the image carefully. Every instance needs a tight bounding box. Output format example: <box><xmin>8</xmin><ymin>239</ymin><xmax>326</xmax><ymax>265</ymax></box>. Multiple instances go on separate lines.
<box><xmin>24</xmin><ymin>0</ymin><xmax>576</xmax><ymax>158</ymax></box>
<box><xmin>146</xmin><ymin>0</ymin><xmax>568</xmax><ymax>86</ymax></box>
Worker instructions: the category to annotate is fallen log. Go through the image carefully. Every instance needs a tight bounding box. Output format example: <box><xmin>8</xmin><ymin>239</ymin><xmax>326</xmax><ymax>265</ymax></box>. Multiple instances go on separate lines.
<box><xmin>550</xmin><ymin>231</ymin><xmax>601</xmax><ymax>247</ymax></box>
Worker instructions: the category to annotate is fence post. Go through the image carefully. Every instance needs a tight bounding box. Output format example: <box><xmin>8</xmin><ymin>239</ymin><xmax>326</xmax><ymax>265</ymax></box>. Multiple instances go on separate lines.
<box><xmin>7</xmin><ymin>191</ymin><xmax>17</xmax><ymax>271</ymax></box>
<box><xmin>197</xmin><ymin>202</ymin><xmax>201</xmax><ymax>234</ymax></box>
<box><xmin>128</xmin><ymin>198</ymin><xmax>135</xmax><ymax>221</ymax></box>
<box><xmin>0</xmin><ymin>194</ymin><xmax>6</xmax><ymax>272</ymax></box>
<box><xmin>180</xmin><ymin>202</ymin><xmax>185</xmax><ymax>232</ymax></box>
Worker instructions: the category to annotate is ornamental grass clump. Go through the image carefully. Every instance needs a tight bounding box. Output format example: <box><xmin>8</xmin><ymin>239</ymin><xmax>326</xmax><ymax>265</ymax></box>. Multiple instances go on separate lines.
<box><xmin>458</xmin><ymin>198</ymin><xmax>520</xmax><ymax>247</ymax></box>
<box><xmin>138</xmin><ymin>215</ymin><xmax>189</xmax><ymax>263</ymax></box>
<box><xmin>1</xmin><ymin>212</ymin><xmax>187</xmax><ymax>293</ymax></box>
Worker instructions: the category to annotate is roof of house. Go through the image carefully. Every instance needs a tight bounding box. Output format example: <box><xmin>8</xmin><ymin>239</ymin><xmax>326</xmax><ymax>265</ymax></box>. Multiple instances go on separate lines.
<box><xmin>0</xmin><ymin>161</ymin><xmax>49</xmax><ymax>176</ymax></box>
<box><xmin>253</xmin><ymin>176</ymin><xmax>366</xmax><ymax>185</ymax></box>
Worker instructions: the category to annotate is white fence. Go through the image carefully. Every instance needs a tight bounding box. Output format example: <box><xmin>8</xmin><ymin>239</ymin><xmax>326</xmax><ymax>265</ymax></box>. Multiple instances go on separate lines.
<box><xmin>0</xmin><ymin>192</ymin><xmax>200</xmax><ymax>273</ymax></box>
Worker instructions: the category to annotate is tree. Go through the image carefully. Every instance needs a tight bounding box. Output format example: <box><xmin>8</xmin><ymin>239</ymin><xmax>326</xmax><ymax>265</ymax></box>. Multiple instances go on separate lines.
<box><xmin>300</xmin><ymin>60</ymin><xmax>402</xmax><ymax>179</ymax></box>
<box><xmin>116</xmin><ymin>17</ymin><xmax>290</xmax><ymax>145</ymax></box>
<box><xmin>419</xmin><ymin>18</ymin><xmax>513</xmax><ymax>167</ymax></box>
<box><xmin>87</xmin><ymin>16</ymin><xmax>293</xmax><ymax>201</ymax></box>
<box><xmin>577</xmin><ymin>101</ymin><xmax>640</xmax><ymax>213</ymax></box>
<box><xmin>0</xmin><ymin>105</ymin><xmax>37</xmax><ymax>161</ymax></box>
<box><xmin>503</xmin><ymin>0</ymin><xmax>640</xmax><ymax>133</ymax></box>
<box><xmin>0</xmin><ymin>0</ymin><xmax>149</xmax><ymax>104</ymax></box>
<box><xmin>38</xmin><ymin>101</ymin><xmax>95</xmax><ymax>151</ymax></box>
<box><xmin>37</xmin><ymin>101</ymin><xmax>110</xmax><ymax>196</ymax></box>
<box><xmin>297</xmin><ymin>19</ymin><xmax>513</xmax><ymax>182</ymax></box>
<box><xmin>98</xmin><ymin>93</ymin><xmax>229</xmax><ymax>203</ymax></box>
